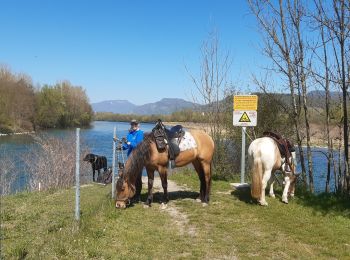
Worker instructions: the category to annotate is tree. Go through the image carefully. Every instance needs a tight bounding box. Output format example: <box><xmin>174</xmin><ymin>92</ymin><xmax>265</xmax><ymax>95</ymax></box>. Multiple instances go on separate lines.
<box><xmin>248</xmin><ymin>0</ymin><xmax>311</xmax><ymax>188</ymax></box>
<box><xmin>186</xmin><ymin>30</ymin><xmax>236</xmax><ymax>178</ymax></box>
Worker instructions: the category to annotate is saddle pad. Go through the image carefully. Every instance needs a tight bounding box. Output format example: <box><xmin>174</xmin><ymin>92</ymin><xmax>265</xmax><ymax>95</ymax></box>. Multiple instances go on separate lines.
<box><xmin>178</xmin><ymin>131</ymin><xmax>197</xmax><ymax>152</ymax></box>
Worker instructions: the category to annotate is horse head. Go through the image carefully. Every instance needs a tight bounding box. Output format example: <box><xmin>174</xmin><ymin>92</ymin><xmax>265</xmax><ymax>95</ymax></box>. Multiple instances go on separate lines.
<box><xmin>284</xmin><ymin>151</ymin><xmax>299</xmax><ymax>197</ymax></box>
<box><xmin>115</xmin><ymin>170</ymin><xmax>135</xmax><ymax>209</ymax></box>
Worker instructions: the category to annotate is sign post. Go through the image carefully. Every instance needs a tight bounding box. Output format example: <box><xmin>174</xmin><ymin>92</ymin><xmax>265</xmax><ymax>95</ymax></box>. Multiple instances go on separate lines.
<box><xmin>232</xmin><ymin>95</ymin><xmax>258</xmax><ymax>187</ymax></box>
<box><xmin>241</xmin><ymin>126</ymin><xmax>246</xmax><ymax>183</ymax></box>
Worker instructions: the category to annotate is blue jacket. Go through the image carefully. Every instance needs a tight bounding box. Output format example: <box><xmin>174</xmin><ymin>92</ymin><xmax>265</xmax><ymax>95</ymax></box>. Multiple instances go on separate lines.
<box><xmin>123</xmin><ymin>129</ymin><xmax>144</xmax><ymax>156</ymax></box>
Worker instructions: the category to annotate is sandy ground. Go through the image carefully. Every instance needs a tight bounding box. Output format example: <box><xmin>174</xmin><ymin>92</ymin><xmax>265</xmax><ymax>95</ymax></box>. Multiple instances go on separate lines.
<box><xmin>141</xmin><ymin>175</ymin><xmax>197</xmax><ymax>236</ymax></box>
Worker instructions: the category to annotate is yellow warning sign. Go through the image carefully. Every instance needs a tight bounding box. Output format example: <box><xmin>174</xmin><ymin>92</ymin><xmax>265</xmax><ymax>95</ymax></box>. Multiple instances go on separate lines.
<box><xmin>233</xmin><ymin>95</ymin><xmax>258</xmax><ymax>110</ymax></box>
<box><xmin>239</xmin><ymin>112</ymin><xmax>251</xmax><ymax>122</ymax></box>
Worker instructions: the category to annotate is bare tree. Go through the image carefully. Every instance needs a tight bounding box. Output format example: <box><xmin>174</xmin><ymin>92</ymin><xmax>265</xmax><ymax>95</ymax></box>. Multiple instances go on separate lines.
<box><xmin>186</xmin><ymin>30</ymin><xmax>234</xmax><ymax>177</ymax></box>
<box><xmin>248</xmin><ymin>0</ymin><xmax>310</xmax><ymax>187</ymax></box>
<box><xmin>316</xmin><ymin>0</ymin><xmax>350</xmax><ymax>192</ymax></box>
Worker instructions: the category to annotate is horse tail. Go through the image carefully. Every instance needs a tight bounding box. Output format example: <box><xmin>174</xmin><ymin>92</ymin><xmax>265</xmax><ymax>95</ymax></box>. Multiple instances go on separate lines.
<box><xmin>251</xmin><ymin>158</ymin><xmax>263</xmax><ymax>200</ymax></box>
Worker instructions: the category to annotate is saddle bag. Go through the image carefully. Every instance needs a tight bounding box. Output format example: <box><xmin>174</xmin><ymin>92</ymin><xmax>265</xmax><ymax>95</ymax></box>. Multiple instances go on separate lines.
<box><xmin>152</xmin><ymin>126</ymin><xmax>167</xmax><ymax>150</ymax></box>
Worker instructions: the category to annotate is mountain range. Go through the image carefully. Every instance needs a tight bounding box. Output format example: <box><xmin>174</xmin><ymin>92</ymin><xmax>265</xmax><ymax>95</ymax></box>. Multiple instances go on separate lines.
<box><xmin>91</xmin><ymin>98</ymin><xmax>198</xmax><ymax>115</ymax></box>
<box><xmin>91</xmin><ymin>91</ymin><xmax>347</xmax><ymax>115</ymax></box>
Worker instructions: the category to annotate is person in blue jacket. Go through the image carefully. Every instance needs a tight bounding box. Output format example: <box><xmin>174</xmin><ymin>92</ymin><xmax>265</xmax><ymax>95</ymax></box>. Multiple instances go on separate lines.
<box><xmin>122</xmin><ymin>119</ymin><xmax>144</xmax><ymax>202</ymax></box>
<box><xmin>122</xmin><ymin>119</ymin><xmax>144</xmax><ymax>156</ymax></box>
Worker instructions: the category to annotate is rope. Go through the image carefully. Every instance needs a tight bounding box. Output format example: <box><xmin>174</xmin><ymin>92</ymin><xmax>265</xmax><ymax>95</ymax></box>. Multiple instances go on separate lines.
<box><xmin>243</xmin><ymin>127</ymin><xmax>254</xmax><ymax>142</ymax></box>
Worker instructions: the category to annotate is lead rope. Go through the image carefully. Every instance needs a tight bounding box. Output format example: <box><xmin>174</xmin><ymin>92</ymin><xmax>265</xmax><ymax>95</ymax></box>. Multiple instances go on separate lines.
<box><xmin>243</xmin><ymin>127</ymin><xmax>254</xmax><ymax>142</ymax></box>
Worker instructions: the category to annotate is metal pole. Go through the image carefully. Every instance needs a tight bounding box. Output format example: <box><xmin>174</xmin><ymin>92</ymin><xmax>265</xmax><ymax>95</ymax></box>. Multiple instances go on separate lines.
<box><xmin>241</xmin><ymin>126</ymin><xmax>246</xmax><ymax>184</ymax></box>
<box><xmin>75</xmin><ymin>128</ymin><xmax>80</xmax><ymax>221</ymax></box>
<box><xmin>112</xmin><ymin>126</ymin><xmax>116</xmax><ymax>199</ymax></box>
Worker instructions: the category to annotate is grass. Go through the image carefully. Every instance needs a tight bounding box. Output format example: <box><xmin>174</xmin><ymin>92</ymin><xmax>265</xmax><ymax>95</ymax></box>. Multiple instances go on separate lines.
<box><xmin>1</xmin><ymin>171</ymin><xmax>350</xmax><ymax>259</ymax></box>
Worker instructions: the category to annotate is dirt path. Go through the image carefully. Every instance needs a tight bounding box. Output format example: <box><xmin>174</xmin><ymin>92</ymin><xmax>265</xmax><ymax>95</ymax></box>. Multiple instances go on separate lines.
<box><xmin>141</xmin><ymin>176</ymin><xmax>197</xmax><ymax>237</ymax></box>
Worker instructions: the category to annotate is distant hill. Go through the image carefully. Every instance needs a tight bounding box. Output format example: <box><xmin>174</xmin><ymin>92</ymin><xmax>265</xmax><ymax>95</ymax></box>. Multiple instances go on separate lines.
<box><xmin>91</xmin><ymin>100</ymin><xmax>136</xmax><ymax>114</ymax></box>
<box><xmin>91</xmin><ymin>98</ymin><xmax>197</xmax><ymax>115</ymax></box>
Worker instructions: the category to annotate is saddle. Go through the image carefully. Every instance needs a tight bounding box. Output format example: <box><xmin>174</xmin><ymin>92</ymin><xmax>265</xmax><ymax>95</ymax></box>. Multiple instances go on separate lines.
<box><xmin>152</xmin><ymin>120</ymin><xmax>185</xmax><ymax>168</ymax></box>
<box><xmin>263</xmin><ymin>131</ymin><xmax>295</xmax><ymax>173</ymax></box>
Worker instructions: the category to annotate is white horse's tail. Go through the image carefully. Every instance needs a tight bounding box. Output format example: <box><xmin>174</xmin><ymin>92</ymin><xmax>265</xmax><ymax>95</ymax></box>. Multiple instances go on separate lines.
<box><xmin>251</xmin><ymin>158</ymin><xmax>263</xmax><ymax>200</ymax></box>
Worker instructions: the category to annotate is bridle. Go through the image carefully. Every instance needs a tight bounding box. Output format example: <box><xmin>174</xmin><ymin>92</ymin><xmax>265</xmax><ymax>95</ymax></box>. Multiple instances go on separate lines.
<box><xmin>116</xmin><ymin>176</ymin><xmax>135</xmax><ymax>206</ymax></box>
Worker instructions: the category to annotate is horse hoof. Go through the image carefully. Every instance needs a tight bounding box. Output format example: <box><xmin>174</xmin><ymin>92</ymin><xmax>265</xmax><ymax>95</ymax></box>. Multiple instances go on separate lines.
<box><xmin>202</xmin><ymin>203</ymin><xmax>208</xmax><ymax>207</ymax></box>
<box><xmin>259</xmin><ymin>201</ymin><xmax>268</xmax><ymax>206</ymax></box>
<box><xmin>269</xmin><ymin>193</ymin><xmax>275</xmax><ymax>198</ymax></box>
<box><xmin>160</xmin><ymin>203</ymin><xmax>167</xmax><ymax>210</ymax></box>
<box><xmin>195</xmin><ymin>198</ymin><xmax>202</xmax><ymax>203</ymax></box>
<box><xmin>143</xmin><ymin>204</ymin><xmax>151</xmax><ymax>209</ymax></box>
<box><xmin>282</xmin><ymin>196</ymin><xmax>288</xmax><ymax>204</ymax></box>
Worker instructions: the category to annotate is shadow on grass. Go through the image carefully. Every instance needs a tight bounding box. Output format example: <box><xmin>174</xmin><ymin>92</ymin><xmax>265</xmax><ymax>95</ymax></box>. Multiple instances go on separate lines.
<box><xmin>118</xmin><ymin>190</ymin><xmax>199</xmax><ymax>207</ymax></box>
<box><xmin>231</xmin><ymin>187</ymin><xmax>255</xmax><ymax>205</ymax></box>
<box><xmin>230</xmin><ymin>185</ymin><xmax>350</xmax><ymax>217</ymax></box>
<box><xmin>153</xmin><ymin>190</ymin><xmax>199</xmax><ymax>203</ymax></box>
<box><xmin>295</xmin><ymin>189</ymin><xmax>350</xmax><ymax>217</ymax></box>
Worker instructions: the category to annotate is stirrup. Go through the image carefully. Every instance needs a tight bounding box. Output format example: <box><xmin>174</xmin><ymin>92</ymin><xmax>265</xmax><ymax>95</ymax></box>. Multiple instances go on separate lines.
<box><xmin>168</xmin><ymin>160</ymin><xmax>176</xmax><ymax>169</ymax></box>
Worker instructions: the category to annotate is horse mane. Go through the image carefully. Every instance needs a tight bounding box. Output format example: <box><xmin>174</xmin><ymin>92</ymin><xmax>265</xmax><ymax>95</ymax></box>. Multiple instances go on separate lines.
<box><xmin>123</xmin><ymin>133</ymin><xmax>154</xmax><ymax>184</ymax></box>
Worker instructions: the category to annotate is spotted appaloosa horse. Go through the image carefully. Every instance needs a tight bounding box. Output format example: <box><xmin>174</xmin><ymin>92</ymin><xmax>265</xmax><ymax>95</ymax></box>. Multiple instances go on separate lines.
<box><xmin>115</xmin><ymin>130</ymin><xmax>214</xmax><ymax>208</ymax></box>
<box><xmin>248</xmin><ymin>137</ymin><xmax>298</xmax><ymax>206</ymax></box>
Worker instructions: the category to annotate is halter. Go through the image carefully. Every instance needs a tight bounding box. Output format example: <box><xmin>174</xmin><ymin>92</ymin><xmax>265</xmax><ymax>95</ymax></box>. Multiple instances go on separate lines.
<box><xmin>116</xmin><ymin>175</ymin><xmax>136</xmax><ymax>206</ymax></box>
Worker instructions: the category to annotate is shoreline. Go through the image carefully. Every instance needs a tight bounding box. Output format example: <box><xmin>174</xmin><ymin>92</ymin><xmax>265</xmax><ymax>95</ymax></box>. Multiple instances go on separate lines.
<box><xmin>0</xmin><ymin>131</ymin><xmax>35</xmax><ymax>137</ymax></box>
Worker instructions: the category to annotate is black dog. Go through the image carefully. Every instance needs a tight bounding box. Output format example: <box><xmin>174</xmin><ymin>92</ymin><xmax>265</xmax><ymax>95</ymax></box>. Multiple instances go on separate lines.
<box><xmin>83</xmin><ymin>153</ymin><xmax>108</xmax><ymax>182</ymax></box>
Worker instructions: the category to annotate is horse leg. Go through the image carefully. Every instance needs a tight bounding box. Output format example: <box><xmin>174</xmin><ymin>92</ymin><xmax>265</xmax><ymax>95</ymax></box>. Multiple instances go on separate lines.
<box><xmin>259</xmin><ymin>170</ymin><xmax>271</xmax><ymax>206</ymax></box>
<box><xmin>133</xmin><ymin>170</ymin><xmax>142</xmax><ymax>203</ymax></box>
<box><xmin>269</xmin><ymin>179</ymin><xmax>275</xmax><ymax>198</ymax></box>
<box><xmin>145</xmin><ymin>169</ymin><xmax>154</xmax><ymax>207</ymax></box>
<box><xmin>201</xmin><ymin>162</ymin><xmax>212</xmax><ymax>204</ymax></box>
<box><xmin>282</xmin><ymin>176</ymin><xmax>291</xmax><ymax>204</ymax></box>
<box><xmin>192</xmin><ymin>160</ymin><xmax>205</xmax><ymax>202</ymax></box>
<box><xmin>159</xmin><ymin>167</ymin><xmax>169</xmax><ymax>204</ymax></box>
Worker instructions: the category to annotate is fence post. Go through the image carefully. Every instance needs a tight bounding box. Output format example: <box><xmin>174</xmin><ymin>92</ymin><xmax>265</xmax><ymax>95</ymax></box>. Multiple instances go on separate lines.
<box><xmin>112</xmin><ymin>126</ymin><xmax>116</xmax><ymax>199</ymax></box>
<box><xmin>75</xmin><ymin>128</ymin><xmax>80</xmax><ymax>221</ymax></box>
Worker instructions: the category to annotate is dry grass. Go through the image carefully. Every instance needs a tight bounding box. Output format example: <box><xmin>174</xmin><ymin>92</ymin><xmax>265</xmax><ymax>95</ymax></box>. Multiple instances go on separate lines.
<box><xmin>0</xmin><ymin>133</ymin><xmax>91</xmax><ymax>195</ymax></box>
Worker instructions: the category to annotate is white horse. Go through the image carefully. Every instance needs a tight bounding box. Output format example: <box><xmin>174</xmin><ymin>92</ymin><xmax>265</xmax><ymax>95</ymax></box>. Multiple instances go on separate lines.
<box><xmin>248</xmin><ymin>137</ymin><xmax>298</xmax><ymax>206</ymax></box>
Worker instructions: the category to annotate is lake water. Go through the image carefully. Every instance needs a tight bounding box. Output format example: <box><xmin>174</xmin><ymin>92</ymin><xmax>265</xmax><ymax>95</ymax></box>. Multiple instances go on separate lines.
<box><xmin>0</xmin><ymin>121</ymin><xmax>341</xmax><ymax>194</ymax></box>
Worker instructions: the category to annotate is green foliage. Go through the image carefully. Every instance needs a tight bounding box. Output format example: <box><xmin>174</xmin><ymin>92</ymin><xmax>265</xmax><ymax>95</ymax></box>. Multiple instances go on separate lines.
<box><xmin>0</xmin><ymin>67</ymin><xmax>93</xmax><ymax>132</ymax></box>
<box><xmin>35</xmin><ymin>82</ymin><xmax>93</xmax><ymax>128</ymax></box>
<box><xmin>0</xmin><ymin>67</ymin><xmax>35</xmax><ymax>132</ymax></box>
<box><xmin>254</xmin><ymin>93</ymin><xmax>295</xmax><ymax>138</ymax></box>
<box><xmin>94</xmin><ymin>109</ymin><xmax>205</xmax><ymax>124</ymax></box>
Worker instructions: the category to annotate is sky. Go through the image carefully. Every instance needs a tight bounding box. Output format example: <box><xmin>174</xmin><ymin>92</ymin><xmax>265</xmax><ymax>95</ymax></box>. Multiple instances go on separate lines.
<box><xmin>0</xmin><ymin>0</ymin><xmax>266</xmax><ymax>105</ymax></box>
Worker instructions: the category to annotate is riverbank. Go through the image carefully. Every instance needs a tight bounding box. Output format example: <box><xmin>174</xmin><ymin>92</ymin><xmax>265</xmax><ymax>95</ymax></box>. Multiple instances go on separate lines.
<box><xmin>0</xmin><ymin>131</ymin><xmax>35</xmax><ymax>136</ymax></box>
<box><xmin>164</xmin><ymin>121</ymin><xmax>343</xmax><ymax>148</ymax></box>
<box><xmin>2</xmin><ymin>171</ymin><xmax>349</xmax><ymax>259</ymax></box>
